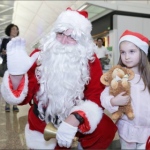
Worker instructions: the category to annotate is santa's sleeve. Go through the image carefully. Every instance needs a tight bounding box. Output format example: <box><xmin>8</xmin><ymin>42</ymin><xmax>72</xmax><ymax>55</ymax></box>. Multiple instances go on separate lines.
<box><xmin>100</xmin><ymin>86</ymin><xmax>119</xmax><ymax>113</ymax></box>
<box><xmin>0</xmin><ymin>49</ymin><xmax>40</xmax><ymax>105</ymax></box>
<box><xmin>70</xmin><ymin>55</ymin><xmax>105</xmax><ymax>134</ymax></box>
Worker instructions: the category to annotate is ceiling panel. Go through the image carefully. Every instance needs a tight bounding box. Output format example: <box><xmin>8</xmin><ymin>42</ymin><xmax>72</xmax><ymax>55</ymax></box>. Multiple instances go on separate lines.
<box><xmin>37</xmin><ymin>2</ymin><xmax>57</xmax><ymax>24</ymax></box>
<box><xmin>13</xmin><ymin>15</ymin><xmax>31</xmax><ymax>28</ymax></box>
<box><xmin>17</xmin><ymin>1</ymin><xmax>43</xmax><ymax>14</ymax></box>
<box><xmin>29</xmin><ymin>20</ymin><xmax>49</xmax><ymax>35</ymax></box>
<box><xmin>18</xmin><ymin>26</ymin><xmax>27</xmax><ymax>35</ymax></box>
<box><xmin>14</xmin><ymin>4</ymin><xmax>36</xmax><ymax>22</ymax></box>
<box><xmin>45</xmin><ymin>1</ymin><xmax>76</xmax><ymax>14</ymax></box>
<box><xmin>24</xmin><ymin>30</ymin><xmax>37</xmax><ymax>45</ymax></box>
<box><xmin>85</xmin><ymin>5</ymin><xmax>107</xmax><ymax>19</ymax></box>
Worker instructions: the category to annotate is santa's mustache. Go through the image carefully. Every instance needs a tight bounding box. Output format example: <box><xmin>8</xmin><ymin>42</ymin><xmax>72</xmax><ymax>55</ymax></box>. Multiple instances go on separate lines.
<box><xmin>42</xmin><ymin>39</ymin><xmax>78</xmax><ymax>54</ymax></box>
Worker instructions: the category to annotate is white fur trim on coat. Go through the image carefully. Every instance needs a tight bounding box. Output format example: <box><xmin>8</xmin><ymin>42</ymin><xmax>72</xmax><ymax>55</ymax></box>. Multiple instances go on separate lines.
<box><xmin>70</xmin><ymin>100</ymin><xmax>103</xmax><ymax>134</ymax></box>
<box><xmin>25</xmin><ymin>124</ymin><xmax>57</xmax><ymax>149</ymax></box>
<box><xmin>0</xmin><ymin>71</ymin><xmax>28</xmax><ymax>105</ymax></box>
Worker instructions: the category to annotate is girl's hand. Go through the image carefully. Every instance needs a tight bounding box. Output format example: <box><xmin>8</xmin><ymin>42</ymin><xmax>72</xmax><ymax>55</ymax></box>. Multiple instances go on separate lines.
<box><xmin>110</xmin><ymin>92</ymin><xmax>130</xmax><ymax>106</ymax></box>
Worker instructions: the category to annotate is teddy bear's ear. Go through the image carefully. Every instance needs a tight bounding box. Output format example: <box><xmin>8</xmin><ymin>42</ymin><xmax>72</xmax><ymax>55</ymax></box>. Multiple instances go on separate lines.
<box><xmin>100</xmin><ymin>73</ymin><xmax>110</xmax><ymax>86</ymax></box>
<box><xmin>127</xmin><ymin>69</ymin><xmax>135</xmax><ymax>80</ymax></box>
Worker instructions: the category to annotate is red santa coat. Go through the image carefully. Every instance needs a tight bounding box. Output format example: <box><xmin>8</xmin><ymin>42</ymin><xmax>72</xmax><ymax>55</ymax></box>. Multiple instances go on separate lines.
<box><xmin>146</xmin><ymin>136</ymin><xmax>150</xmax><ymax>150</ymax></box>
<box><xmin>1</xmin><ymin>49</ymin><xmax>117</xmax><ymax>149</ymax></box>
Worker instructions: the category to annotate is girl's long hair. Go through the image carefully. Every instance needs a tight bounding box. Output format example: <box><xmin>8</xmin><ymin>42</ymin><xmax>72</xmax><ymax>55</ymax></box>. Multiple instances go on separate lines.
<box><xmin>118</xmin><ymin>48</ymin><xmax>150</xmax><ymax>94</ymax></box>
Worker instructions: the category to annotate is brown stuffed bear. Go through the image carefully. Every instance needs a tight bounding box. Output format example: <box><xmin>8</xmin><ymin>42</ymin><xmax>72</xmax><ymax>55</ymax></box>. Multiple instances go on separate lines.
<box><xmin>100</xmin><ymin>65</ymin><xmax>135</xmax><ymax>121</ymax></box>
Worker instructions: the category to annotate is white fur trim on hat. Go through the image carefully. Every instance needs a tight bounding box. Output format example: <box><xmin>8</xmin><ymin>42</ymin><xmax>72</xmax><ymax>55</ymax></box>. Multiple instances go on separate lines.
<box><xmin>53</xmin><ymin>9</ymin><xmax>92</xmax><ymax>36</ymax></box>
<box><xmin>119</xmin><ymin>35</ymin><xmax>149</xmax><ymax>54</ymax></box>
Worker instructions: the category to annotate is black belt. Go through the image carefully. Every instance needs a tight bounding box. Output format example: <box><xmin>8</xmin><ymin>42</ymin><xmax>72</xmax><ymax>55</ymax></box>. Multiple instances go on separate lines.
<box><xmin>33</xmin><ymin>102</ymin><xmax>39</xmax><ymax>117</ymax></box>
<box><xmin>33</xmin><ymin>103</ymin><xmax>46</xmax><ymax>121</ymax></box>
<box><xmin>33</xmin><ymin>102</ymin><xmax>61</xmax><ymax>125</ymax></box>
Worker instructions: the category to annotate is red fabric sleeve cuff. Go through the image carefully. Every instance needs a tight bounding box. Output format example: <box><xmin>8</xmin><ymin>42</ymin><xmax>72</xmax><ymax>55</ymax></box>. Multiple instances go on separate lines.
<box><xmin>9</xmin><ymin>75</ymin><xmax>25</xmax><ymax>97</ymax></box>
<box><xmin>72</xmin><ymin>110</ymin><xmax>90</xmax><ymax>133</ymax></box>
<box><xmin>146</xmin><ymin>136</ymin><xmax>150</xmax><ymax>150</ymax></box>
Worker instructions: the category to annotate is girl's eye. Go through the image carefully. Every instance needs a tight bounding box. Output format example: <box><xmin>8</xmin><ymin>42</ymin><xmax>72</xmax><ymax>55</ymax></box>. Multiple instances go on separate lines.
<box><xmin>130</xmin><ymin>50</ymin><xmax>134</xmax><ymax>53</ymax></box>
<box><xmin>121</xmin><ymin>51</ymin><xmax>125</xmax><ymax>54</ymax></box>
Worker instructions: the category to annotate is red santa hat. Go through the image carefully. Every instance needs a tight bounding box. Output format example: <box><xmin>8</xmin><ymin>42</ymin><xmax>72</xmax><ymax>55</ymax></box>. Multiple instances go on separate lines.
<box><xmin>53</xmin><ymin>7</ymin><xmax>92</xmax><ymax>37</ymax></box>
<box><xmin>119</xmin><ymin>30</ymin><xmax>149</xmax><ymax>54</ymax></box>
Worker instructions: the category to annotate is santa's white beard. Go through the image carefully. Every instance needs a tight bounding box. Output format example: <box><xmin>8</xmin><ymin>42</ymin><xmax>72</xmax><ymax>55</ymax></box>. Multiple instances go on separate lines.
<box><xmin>36</xmin><ymin>38</ymin><xmax>94</xmax><ymax>125</ymax></box>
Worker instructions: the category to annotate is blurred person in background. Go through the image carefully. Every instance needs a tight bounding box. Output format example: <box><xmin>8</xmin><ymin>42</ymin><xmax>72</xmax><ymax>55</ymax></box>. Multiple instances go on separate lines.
<box><xmin>95</xmin><ymin>38</ymin><xmax>110</xmax><ymax>70</ymax></box>
<box><xmin>0</xmin><ymin>23</ymin><xmax>19</xmax><ymax>112</ymax></box>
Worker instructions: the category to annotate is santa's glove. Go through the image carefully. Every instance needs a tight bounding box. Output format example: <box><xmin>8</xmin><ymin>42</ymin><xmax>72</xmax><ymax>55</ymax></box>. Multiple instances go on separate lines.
<box><xmin>6</xmin><ymin>37</ymin><xmax>38</xmax><ymax>75</ymax></box>
<box><xmin>56</xmin><ymin>121</ymin><xmax>77</xmax><ymax>148</ymax></box>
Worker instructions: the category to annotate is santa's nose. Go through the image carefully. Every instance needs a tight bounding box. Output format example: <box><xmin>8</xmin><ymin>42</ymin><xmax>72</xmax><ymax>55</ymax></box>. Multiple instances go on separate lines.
<box><xmin>61</xmin><ymin>35</ymin><xmax>68</xmax><ymax>44</ymax></box>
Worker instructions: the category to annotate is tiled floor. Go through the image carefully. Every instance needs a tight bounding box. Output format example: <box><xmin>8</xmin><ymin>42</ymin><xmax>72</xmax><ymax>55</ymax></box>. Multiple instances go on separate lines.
<box><xmin>0</xmin><ymin>95</ymin><xmax>29</xmax><ymax>149</ymax></box>
<box><xmin>0</xmin><ymin>95</ymin><xmax>120</xmax><ymax>149</ymax></box>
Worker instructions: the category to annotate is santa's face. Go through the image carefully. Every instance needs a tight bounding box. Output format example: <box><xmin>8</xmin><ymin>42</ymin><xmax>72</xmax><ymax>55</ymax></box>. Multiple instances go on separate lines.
<box><xmin>56</xmin><ymin>29</ymin><xmax>77</xmax><ymax>45</ymax></box>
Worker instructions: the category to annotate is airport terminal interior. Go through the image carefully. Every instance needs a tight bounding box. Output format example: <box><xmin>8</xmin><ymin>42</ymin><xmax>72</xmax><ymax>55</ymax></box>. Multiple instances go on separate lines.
<box><xmin>0</xmin><ymin>0</ymin><xmax>150</xmax><ymax>149</ymax></box>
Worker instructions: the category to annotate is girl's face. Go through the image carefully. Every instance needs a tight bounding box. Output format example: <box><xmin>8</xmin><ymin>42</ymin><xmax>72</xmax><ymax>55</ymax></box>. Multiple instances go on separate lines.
<box><xmin>120</xmin><ymin>41</ymin><xmax>141</xmax><ymax>72</ymax></box>
<box><xmin>10</xmin><ymin>26</ymin><xmax>18</xmax><ymax>37</ymax></box>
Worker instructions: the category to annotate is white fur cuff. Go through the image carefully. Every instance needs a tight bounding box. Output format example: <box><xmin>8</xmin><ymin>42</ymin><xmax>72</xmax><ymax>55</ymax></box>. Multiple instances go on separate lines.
<box><xmin>25</xmin><ymin>124</ymin><xmax>57</xmax><ymax>149</ymax></box>
<box><xmin>70</xmin><ymin>100</ymin><xmax>103</xmax><ymax>134</ymax></box>
<box><xmin>0</xmin><ymin>71</ymin><xmax>28</xmax><ymax>105</ymax></box>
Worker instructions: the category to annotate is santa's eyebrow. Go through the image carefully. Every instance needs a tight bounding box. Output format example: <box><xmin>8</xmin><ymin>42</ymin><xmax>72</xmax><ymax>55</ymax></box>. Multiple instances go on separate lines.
<box><xmin>57</xmin><ymin>32</ymin><xmax>63</xmax><ymax>34</ymax></box>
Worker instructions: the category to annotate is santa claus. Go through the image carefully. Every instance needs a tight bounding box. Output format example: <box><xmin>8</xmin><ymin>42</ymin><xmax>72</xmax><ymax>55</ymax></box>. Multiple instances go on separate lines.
<box><xmin>1</xmin><ymin>8</ymin><xmax>117</xmax><ymax>149</ymax></box>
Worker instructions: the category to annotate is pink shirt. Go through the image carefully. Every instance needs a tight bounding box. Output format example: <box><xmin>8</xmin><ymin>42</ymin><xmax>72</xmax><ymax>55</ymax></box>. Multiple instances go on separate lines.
<box><xmin>101</xmin><ymin>74</ymin><xmax>150</xmax><ymax>143</ymax></box>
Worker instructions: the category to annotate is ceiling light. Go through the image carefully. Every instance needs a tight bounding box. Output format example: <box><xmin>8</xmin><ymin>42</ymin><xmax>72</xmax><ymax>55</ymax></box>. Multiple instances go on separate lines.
<box><xmin>0</xmin><ymin>4</ymin><xmax>5</xmax><ymax>7</ymax></box>
<box><xmin>0</xmin><ymin>18</ymin><xmax>5</xmax><ymax>21</ymax></box>
<box><xmin>0</xmin><ymin>20</ymin><xmax>12</xmax><ymax>26</ymax></box>
<box><xmin>0</xmin><ymin>7</ymin><xmax>13</xmax><ymax>14</ymax></box>
<box><xmin>78</xmin><ymin>4</ymin><xmax>88</xmax><ymax>11</ymax></box>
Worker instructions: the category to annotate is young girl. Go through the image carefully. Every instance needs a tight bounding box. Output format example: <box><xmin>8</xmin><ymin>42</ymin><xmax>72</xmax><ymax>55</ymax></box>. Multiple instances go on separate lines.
<box><xmin>101</xmin><ymin>30</ymin><xmax>150</xmax><ymax>149</ymax></box>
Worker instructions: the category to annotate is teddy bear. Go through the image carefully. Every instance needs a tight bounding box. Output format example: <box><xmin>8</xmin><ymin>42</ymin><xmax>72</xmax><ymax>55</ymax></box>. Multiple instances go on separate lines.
<box><xmin>100</xmin><ymin>65</ymin><xmax>135</xmax><ymax>121</ymax></box>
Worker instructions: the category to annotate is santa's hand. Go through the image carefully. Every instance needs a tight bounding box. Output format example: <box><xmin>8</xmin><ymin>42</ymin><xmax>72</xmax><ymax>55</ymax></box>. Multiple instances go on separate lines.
<box><xmin>6</xmin><ymin>37</ymin><xmax>38</xmax><ymax>75</ymax></box>
<box><xmin>111</xmin><ymin>92</ymin><xmax>130</xmax><ymax>106</ymax></box>
<box><xmin>56</xmin><ymin>121</ymin><xmax>77</xmax><ymax>148</ymax></box>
